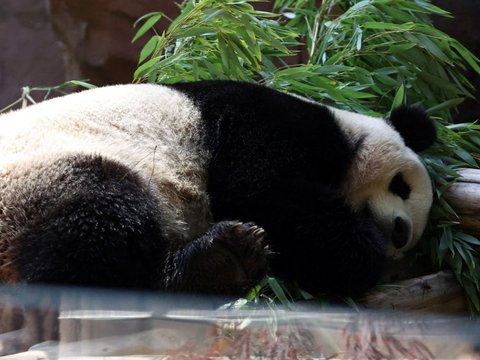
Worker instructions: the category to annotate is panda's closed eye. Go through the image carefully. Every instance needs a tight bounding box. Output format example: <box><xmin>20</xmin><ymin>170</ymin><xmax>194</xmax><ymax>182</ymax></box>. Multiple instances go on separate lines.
<box><xmin>389</xmin><ymin>173</ymin><xmax>411</xmax><ymax>200</ymax></box>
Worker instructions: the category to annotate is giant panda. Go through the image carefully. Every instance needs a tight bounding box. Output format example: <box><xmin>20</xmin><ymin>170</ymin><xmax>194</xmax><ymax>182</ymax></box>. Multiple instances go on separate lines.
<box><xmin>0</xmin><ymin>81</ymin><xmax>436</xmax><ymax>297</ymax></box>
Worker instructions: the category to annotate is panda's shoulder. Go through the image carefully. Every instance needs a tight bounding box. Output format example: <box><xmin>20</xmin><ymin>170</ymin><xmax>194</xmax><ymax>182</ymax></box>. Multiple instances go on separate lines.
<box><xmin>168</xmin><ymin>80</ymin><xmax>310</xmax><ymax>106</ymax></box>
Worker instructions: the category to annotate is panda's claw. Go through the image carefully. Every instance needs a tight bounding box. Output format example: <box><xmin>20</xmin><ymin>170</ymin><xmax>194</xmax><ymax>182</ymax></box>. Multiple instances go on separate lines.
<box><xmin>246</xmin><ymin>224</ymin><xmax>260</xmax><ymax>235</ymax></box>
<box><xmin>172</xmin><ymin>220</ymin><xmax>269</xmax><ymax>296</ymax></box>
<box><xmin>255</xmin><ymin>227</ymin><xmax>265</xmax><ymax>235</ymax></box>
<box><xmin>252</xmin><ymin>227</ymin><xmax>266</xmax><ymax>240</ymax></box>
<box><xmin>231</xmin><ymin>220</ymin><xmax>245</xmax><ymax>229</ymax></box>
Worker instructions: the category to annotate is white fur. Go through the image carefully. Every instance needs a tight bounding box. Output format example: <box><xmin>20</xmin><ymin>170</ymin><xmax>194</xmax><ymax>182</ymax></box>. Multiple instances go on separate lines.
<box><xmin>0</xmin><ymin>86</ymin><xmax>432</xmax><ymax>272</ymax></box>
<box><xmin>329</xmin><ymin>107</ymin><xmax>433</xmax><ymax>257</ymax></box>
<box><xmin>0</xmin><ymin>84</ymin><xmax>212</xmax><ymax>246</ymax></box>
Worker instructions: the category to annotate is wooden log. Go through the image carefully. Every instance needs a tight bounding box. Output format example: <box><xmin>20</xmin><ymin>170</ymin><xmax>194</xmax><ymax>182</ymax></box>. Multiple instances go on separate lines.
<box><xmin>364</xmin><ymin>271</ymin><xmax>468</xmax><ymax>313</ymax></box>
<box><xmin>444</xmin><ymin>168</ymin><xmax>480</xmax><ymax>235</ymax></box>
<box><xmin>0</xmin><ymin>351</ymin><xmax>48</xmax><ymax>360</ymax></box>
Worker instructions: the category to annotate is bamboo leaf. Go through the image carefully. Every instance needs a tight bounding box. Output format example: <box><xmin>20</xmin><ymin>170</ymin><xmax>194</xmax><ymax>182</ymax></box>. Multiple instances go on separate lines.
<box><xmin>426</xmin><ymin>98</ymin><xmax>465</xmax><ymax>115</ymax></box>
<box><xmin>267</xmin><ymin>277</ymin><xmax>292</xmax><ymax>308</ymax></box>
<box><xmin>138</xmin><ymin>36</ymin><xmax>161</xmax><ymax>64</ymax></box>
<box><xmin>391</xmin><ymin>84</ymin><xmax>405</xmax><ymax>111</ymax></box>
<box><xmin>451</xmin><ymin>40</ymin><xmax>480</xmax><ymax>74</ymax></box>
<box><xmin>454</xmin><ymin>147</ymin><xmax>478</xmax><ymax>167</ymax></box>
<box><xmin>132</xmin><ymin>14</ymin><xmax>162</xmax><ymax>43</ymax></box>
<box><xmin>63</xmin><ymin>80</ymin><xmax>96</xmax><ymax>89</ymax></box>
<box><xmin>362</xmin><ymin>21</ymin><xmax>414</xmax><ymax>31</ymax></box>
<box><xmin>134</xmin><ymin>56</ymin><xmax>160</xmax><ymax>80</ymax></box>
<box><xmin>459</xmin><ymin>276</ymin><xmax>480</xmax><ymax>311</ymax></box>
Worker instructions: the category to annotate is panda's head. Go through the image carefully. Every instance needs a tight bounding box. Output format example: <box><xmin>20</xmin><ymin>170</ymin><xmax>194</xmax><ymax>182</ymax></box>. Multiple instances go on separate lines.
<box><xmin>330</xmin><ymin>105</ymin><xmax>436</xmax><ymax>258</ymax></box>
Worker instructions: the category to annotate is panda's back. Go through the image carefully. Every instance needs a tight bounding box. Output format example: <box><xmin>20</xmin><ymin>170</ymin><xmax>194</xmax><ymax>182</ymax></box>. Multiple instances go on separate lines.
<box><xmin>0</xmin><ymin>85</ymin><xmax>212</xmax><ymax>257</ymax></box>
<box><xmin>0</xmin><ymin>84</ymin><xmax>206</xmax><ymax>171</ymax></box>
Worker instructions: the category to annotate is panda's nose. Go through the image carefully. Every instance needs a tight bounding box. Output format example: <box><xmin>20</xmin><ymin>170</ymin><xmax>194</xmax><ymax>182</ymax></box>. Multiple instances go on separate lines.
<box><xmin>392</xmin><ymin>216</ymin><xmax>410</xmax><ymax>249</ymax></box>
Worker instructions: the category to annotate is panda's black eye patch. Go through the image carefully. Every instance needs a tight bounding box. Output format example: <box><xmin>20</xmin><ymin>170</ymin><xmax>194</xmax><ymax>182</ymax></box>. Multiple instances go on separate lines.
<box><xmin>389</xmin><ymin>173</ymin><xmax>411</xmax><ymax>200</ymax></box>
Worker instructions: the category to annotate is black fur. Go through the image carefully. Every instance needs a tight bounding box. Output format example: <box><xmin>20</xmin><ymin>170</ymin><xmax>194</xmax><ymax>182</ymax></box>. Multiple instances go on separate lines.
<box><xmin>17</xmin><ymin>154</ymin><xmax>268</xmax><ymax>295</ymax></box>
<box><xmin>390</xmin><ymin>105</ymin><xmax>436</xmax><ymax>152</ymax></box>
<box><xmin>163</xmin><ymin>221</ymin><xmax>268</xmax><ymax>296</ymax></box>
<box><xmin>389</xmin><ymin>173</ymin><xmax>411</xmax><ymax>200</ymax></box>
<box><xmin>17</xmin><ymin>155</ymin><xmax>166</xmax><ymax>289</ymax></box>
<box><xmin>12</xmin><ymin>81</ymin><xmax>436</xmax><ymax>298</ymax></box>
<box><xmin>170</xmin><ymin>81</ymin><xmax>387</xmax><ymax>296</ymax></box>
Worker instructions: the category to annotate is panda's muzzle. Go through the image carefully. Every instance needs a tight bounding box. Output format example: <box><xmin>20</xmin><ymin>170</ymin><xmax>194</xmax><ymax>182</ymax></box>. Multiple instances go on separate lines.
<box><xmin>391</xmin><ymin>216</ymin><xmax>410</xmax><ymax>249</ymax></box>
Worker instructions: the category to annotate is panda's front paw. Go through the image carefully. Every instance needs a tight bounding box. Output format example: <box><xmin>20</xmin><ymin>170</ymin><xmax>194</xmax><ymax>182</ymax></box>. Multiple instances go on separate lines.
<box><xmin>211</xmin><ymin>220</ymin><xmax>269</xmax><ymax>283</ymax></box>
<box><xmin>165</xmin><ymin>221</ymin><xmax>269</xmax><ymax>296</ymax></box>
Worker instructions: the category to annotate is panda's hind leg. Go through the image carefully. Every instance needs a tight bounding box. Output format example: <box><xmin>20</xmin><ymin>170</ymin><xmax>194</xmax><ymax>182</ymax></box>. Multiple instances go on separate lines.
<box><xmin>163</xmin><ymin>221</ymin><xmax>269</xmax><ymax>296</ymax></box>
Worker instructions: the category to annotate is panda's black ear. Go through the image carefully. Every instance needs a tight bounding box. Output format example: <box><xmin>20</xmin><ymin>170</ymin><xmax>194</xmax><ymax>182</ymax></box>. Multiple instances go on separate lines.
<box><xmin>390</xmin><ymin>105</ymin><xmax>436</xmax><ymax>153</ymax></box>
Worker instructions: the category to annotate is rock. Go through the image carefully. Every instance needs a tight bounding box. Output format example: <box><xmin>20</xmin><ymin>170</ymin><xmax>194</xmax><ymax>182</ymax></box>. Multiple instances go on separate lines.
<box><xmin>0</xmin><ymin>0</ymin><xmax>65</xmax><ymax>107</ymax></box>
<box><xmin>48</xmin><ymin>0</ymin><xmax>179</xmax><ymax>86</ymax></box>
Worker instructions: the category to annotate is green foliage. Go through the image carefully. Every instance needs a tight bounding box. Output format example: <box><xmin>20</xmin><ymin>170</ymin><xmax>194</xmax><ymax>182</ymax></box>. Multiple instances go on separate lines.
<box><xmin>135</xmin><ymin>0</ymin><xmax>480</xmax><ymax>310</ymax></box>
<box><xmin>423</xmin><ymin>122</ymin><xmax>480</xmax><ymax>312</ymax></box>
<box><xmin>132</xmin><ymin>1</ymin><xmax>297</xmax><ymax>83</ymax></box>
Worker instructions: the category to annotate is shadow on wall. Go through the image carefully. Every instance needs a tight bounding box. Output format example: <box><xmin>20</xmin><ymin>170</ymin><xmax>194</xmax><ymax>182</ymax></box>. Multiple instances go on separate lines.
<box><xmin>0</xmin><ymin>0</ymin><xmax>177</xmax><ymax>107</ymax></box>
<box><xmin>0</xmin><ymin>0</ymin><xmax>65</xmax><ymax>106</ymax></box>
<box><xmin>48</xmin><ymin>0</ymin><xmax>179</xmax><ymax>86</ymax></box>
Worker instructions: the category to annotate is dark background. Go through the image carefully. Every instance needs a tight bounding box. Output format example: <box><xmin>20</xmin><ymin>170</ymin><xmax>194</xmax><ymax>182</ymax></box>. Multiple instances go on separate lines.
<box><xmin>0</xmin><ymin>0</ymin><xmax>478</xmax><ymax>122</ymax></box>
